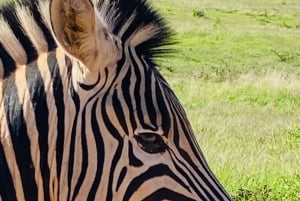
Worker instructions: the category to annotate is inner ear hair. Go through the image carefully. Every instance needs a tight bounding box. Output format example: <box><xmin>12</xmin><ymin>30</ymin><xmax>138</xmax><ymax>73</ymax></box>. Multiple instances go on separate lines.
<box><xmin>64</xmin><ymin>1</ymin><xmax>95</xmax><ymax>46</ymax></box>
<box><xmin>50</xmin><ymin>0</ymin><xmax>95</xmax><ymax>59</ymax></box>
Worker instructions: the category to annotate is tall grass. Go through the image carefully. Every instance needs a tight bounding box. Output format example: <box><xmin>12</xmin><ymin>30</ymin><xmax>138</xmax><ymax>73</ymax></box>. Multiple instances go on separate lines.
<box><xmin>151</xmin><ymin>0</ymin><xmax>300</xmax><ymax>200</ymax></box>
<box><xmin>0</xmin><ymin>0</ymin><xmax>298</xmax><ymax>200</ymax></box>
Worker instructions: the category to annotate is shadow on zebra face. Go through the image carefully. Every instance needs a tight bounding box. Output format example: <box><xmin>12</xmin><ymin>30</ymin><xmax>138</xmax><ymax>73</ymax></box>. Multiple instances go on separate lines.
<box><xmin>0</xmin><ymin>0</ymin><xmax>233</xmax><ymax>200</ymax></box>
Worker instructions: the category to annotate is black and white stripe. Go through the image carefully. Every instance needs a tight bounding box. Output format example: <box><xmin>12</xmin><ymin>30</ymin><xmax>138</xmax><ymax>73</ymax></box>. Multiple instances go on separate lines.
<box><xmin>0</xmin><ymin>0</ymin><xmax>232</xmax><ymax>200</ymax></box>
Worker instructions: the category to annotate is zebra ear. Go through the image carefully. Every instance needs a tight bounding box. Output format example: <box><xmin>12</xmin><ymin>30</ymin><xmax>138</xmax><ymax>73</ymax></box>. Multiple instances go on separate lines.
<box><xmin>49</xmin><ymin>0</ymin><xmax>95</xmax><ymax>64</ymax></box>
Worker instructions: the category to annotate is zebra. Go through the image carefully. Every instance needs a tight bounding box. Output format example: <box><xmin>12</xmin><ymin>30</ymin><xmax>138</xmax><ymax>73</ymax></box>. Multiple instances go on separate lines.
<box><xmin>0</xmin><ymin>0</ymin><xmax>233</xmax><ymax>200</ymax></box>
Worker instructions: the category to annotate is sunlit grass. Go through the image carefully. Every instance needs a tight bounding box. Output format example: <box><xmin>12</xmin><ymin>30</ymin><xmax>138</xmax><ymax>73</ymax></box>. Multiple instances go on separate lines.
<box><xmin>151</xmin><ymin>0</ymin><xmax>300</xmax><ymax>200</ymax></box>
<box><xmin>168</xmin><ymin>72</ymin><xmax>300</xmax><ymax>200</ymax></box>
<box><xmin>0</xmin><ymin>0</ymin><xmax>298</xmax><ymax>200</ymax></box>
<box><xmin>151</xmin><ymin>0</ymin><xmax>300</xmax><ymax>77</ymax></box>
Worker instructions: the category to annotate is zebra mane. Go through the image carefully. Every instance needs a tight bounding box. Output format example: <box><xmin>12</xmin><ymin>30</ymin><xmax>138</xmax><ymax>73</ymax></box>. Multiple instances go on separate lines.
<box><xmin>0</xmin><ymin>0</ymin><xmax>55</xmax><ymax>78</ymax></box>
<box><xmin>0</xmin><ymin>0</ymin><xmax>173</xmax><ymax>79</ymax></box>
<box><xmin>102</xmin><ymin>0</ymin><xmax>174</xmax><ymax>59</ymax></box>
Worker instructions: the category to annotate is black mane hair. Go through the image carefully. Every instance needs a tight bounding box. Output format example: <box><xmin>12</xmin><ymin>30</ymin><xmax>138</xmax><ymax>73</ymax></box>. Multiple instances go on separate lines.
<box><xmin>107</xmin><ymin>0</ymin><xmax>174</xmax><ymax>59</ymax></box>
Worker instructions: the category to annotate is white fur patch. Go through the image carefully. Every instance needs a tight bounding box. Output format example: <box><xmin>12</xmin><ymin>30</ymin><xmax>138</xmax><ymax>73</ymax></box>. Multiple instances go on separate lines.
<box><xmin>0</xmin><ymin>16</ymin><xmax>27</xmax><ymax>65</ymax></box>
<box><xmin>16</xmin><ymin>5</ymin><xmax>48</xmax><ymax>53</ymax></box>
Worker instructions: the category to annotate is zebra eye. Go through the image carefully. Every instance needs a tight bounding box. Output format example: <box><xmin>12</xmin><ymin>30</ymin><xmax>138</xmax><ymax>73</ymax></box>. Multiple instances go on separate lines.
<box><xmin>135</xmin><ymin>133</ymin><xmax>167</xmax><ymax>154</ymax></box>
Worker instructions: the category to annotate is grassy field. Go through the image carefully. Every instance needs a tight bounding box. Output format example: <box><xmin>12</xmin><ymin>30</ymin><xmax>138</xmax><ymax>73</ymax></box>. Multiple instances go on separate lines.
<box><xmin>150</xmin><ymin>0</ymin><xmax>300</xmax><ymax>200</ymax></box>
<box><xmin>0</xmin><ymin>0</ymin><xmax>298</xmax><ymax>200</ymax></box>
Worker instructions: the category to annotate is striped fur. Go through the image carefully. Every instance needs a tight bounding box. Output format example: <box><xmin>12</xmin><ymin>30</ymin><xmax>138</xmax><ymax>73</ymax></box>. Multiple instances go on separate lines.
<box><xmin>0</xmin><ymin>0</ymin><xmax>233</xmax><ymax>200</ymax></box>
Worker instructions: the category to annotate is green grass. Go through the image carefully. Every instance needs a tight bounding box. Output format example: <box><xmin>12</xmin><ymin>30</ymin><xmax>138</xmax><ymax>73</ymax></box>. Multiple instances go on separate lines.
<box><xmin>0</xmin><ymin>0</ymin><xmax>299</xmax><ymax>200</ymax></box>
<box><xmin>151</xmin><ymin>0</ymin><xmax>300</xmax><ymax>200</ymax></box>
<box><xmin>152</xmin><ymin>0</ymin><xmax>300</xmax><ymax>77</ymax></box>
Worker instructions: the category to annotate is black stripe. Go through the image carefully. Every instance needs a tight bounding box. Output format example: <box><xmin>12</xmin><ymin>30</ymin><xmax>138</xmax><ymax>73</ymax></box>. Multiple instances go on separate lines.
<box><xmin>129</xmin><ymin>48</ymin><xmax>153</xmax><ymax>130</ymax></box>
<box><xmin>170</xmin><ymin>106</ymin><xmax>214</xmax><ymax>199</ymax></box>
<box><xmin>128</xmin><ymin>141</ymin><xmax>143</xmax><ymax>167</ymax></box>
<box><xmin>71</xmin><ymin>104</ymin><xmax>89</xmax><ymax>201</ymax></box>
<box><xmin>170</xmin><ymin>102</ymin><xmax>223</xmax><ymax>200</ymax></box>
<box><xmin>169</xmin><ymin>149</ymin><xmax>209</xmax><ymax>200</ymax></box>
<box><xmin>121</xmin><ymin>68</ymin><xmax>137</xmax><ymax>131</ymax></box>
<box><xmin>25</xmin><ymin>60</ymin><xmax>50</xmax><ymax>201</ymax></box>
<box><xmin>154</xmin><ymin>79</ymin><xmax>171</xmax><ymax>135</ymax></box>
<box><xmin>87</xmin><ymin>98</ymin><xmax>105</xmax><ymax>201</ymax></box>
<box><xmin>179</xmin><ymin>148</ymin><xmax>227</xmax><ymax>200</ymax></box>
<box><xmin>78</xmin><ymin>73</ymin><xmax>100</xmax><ymax>90</ymax></box>
<box><xmin>28</xmin><ymin>0</ymin><xmax>57</xmax><ymax>51</ymax></box>
<box><xmin>0</xmin><ymin>3</ymin><xmax>37</xmax><ymax>64</ymax></box>
<box><xmin>71</xmin><ymin>68</ymin><xmax>109</xmax><ymax>200</ymax></box>
<box><xmin>72</xmin><ymin>67</ymin><xmax>112</xmax><ymax>200</ymax></box>
<box><xmin>112</xmin><ymin>88</ymin><xmax>128</xmax><ymax>134</ymax></box>
<box><xmin>142</xmin><ymin>188</ymin><xmax>196</xmax><ymax>201</ymax></box>
<box><xmin>129</xmin><ymin>49</ymin><xmax>142</xmax><ymax>125</ymax></box>
<box><xmin>67</xmin><ymin>83</ymin><xmax>80</xmax><ymax>201</ymax></box>
<box><xmin>0</xmin><ymin>143</ymin><xmax>18</xmax><ymax>201</ymax></box>
<box><xmin>111</xmin><ymin>52</ymin><xmax>129</xmax><ymax>134</ymax></box>
<box><xmin>113</xmin><ymin>0</ymin><xmax>172</xmax><ymax>59</ymax></box>
<box><xmin>83</xmin><ymin>68</ymin><xmax>116</xmax><ymax>199</ymax></box>
<box><xmin>103</xmin><ymin>114</ymin><xmax>124</xmax><ymax>201</ymax></box>
<box><xmin>20</xmin><ymin>0</ymin><xmax>56</xmax><ymax>51</ymax></box>
<box><xmin>166</xmin><ymin>90</ymin><xmax>199</xmax><ymax>161</ymax></box>
<box><xmin>112</xmin><ymin>0</ymin><xmax>135</xmax><ymax>39</ymax></box>
<box><xmin>101</xmin><ymin>69</ymin><xmax>125</xmax><ymax>200</ymax></box>
<box><xmin>116</xmin><ymin>167</ymin><xmax>127</xmax><ymax>192</ymax></box>
<box><xmin>47</xmin><ymin>52</ymin><xmax>65</xmax><ymax>192</ymax></box>
<box><xmin>142</xmin><ymin>60</ymin><xmax>157</xmax><ymax>127</ymax></box>
<box><xmin>3</xmin><ymin>74</ymin><xmax>38</xmax><ymax>201</ymax></box>
<box><xmin>114</xmin><ymin>0</ymin><xmax>155</xmax><ymax>42</ymax></box>
<box><xmin>116</xmin><ymin>51</ymin><xmax>126</xmax><ymax>75</ymax></box>
<box><xmin>123</xmin><ymin>164</ymin><xmax>191</xmax><ymax>201</ymax></box>
<box><xmin>0</xmin><ymin>42</ymin><xmax>16</xmax><ymax>78</ymax></box>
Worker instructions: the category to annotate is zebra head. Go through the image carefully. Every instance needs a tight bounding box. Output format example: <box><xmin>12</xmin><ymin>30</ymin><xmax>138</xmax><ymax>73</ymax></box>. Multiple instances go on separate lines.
<box><xmin>48</xmin><ymin>0</ymin><xmax>232</xmax><ymax>200</ymax></box>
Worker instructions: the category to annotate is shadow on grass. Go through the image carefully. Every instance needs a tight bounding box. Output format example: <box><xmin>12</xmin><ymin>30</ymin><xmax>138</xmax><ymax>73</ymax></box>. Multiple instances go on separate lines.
<box><xmin>233</xmin><ymin>186</ymin><xmax>274</xmax><ymax>201</ymax></box>
<box><xmin>233</xmin><ymin>175</ymin><xmax>300</xmax><ymax>201</ymax></box>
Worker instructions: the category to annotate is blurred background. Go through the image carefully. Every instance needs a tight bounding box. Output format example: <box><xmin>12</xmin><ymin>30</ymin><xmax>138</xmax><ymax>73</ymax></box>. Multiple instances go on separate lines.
<box><xmin>151</xmin><ymin>0</ymin><xmax>300</xmax><ymax>200</ymax></box>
